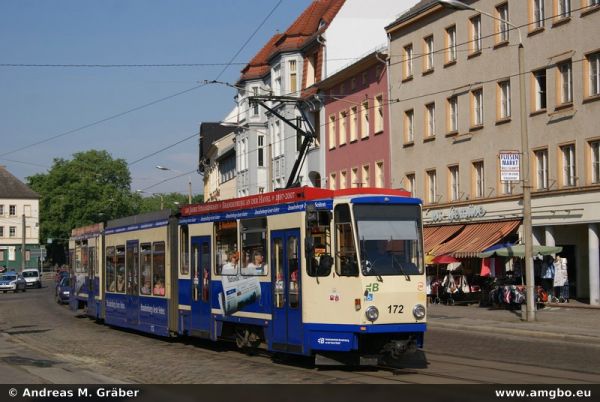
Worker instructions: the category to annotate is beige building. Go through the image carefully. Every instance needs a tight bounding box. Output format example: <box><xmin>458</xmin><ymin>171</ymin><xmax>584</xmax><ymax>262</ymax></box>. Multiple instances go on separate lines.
<box><xmin>386</xmin><ymin>0</ymin><xmax>600</xmax><ymax>303</ymax></box>
<box><xmin>199</xmin><ymin>122</ymin><xmax>237</xmax><ymax>202</ymax></box>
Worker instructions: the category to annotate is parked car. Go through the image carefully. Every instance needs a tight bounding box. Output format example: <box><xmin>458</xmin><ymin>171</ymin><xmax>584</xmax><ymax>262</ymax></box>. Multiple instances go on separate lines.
<box><xmin>22</xmin><ymin>269</ymin><xmax>42</xmax><ymax>288</ymax></box>
<box><xmin>0</xmin><ymin>272</ymin><xmax>27</xmax><ymax>293</ymax></box>
<box><xmin>55</xmin><ymin>276</ymin><xmax>70</xmax><ymax>304</ymax></box>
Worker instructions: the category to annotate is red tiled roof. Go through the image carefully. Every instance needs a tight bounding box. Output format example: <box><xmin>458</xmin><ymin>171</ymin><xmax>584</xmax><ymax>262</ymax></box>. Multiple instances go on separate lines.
<box><xmin>238</xmin><ymin>0</ymin><xmax>345</xmax><ymax>83</ymax></box>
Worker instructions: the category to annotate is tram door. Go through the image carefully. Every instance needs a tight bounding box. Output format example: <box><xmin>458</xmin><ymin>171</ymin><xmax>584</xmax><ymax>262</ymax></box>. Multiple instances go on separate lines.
<box><xmin>271</xmin><ymin>229</ymin><xmax>302</xmax><ymax>352</ymax></box>
<box><xmin>191</xmin><ymin>236</ymin><xmax>211</xmax><ymax>336</ymax></box>
<box><xmin>87</xmin><ymin>246</ymin><xmax>97</xmax><ymax>317</ymax></box>
<box><xmin>126</xmin><ymin>240</ymin><xmax>140</xmax><ymax>326</ymax></box>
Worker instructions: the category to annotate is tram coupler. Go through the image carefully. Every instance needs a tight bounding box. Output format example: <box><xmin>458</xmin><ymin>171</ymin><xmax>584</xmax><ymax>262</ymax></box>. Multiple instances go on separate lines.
<box><xmin>382</xmin><ymin>338</ymin><xmax>417</xmax><ymax>360</ymax></box>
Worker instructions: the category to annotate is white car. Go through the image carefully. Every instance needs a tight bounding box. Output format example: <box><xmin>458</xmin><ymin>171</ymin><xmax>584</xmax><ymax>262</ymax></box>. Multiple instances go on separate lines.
<box><xmin>0</xmin><ymin>272</ymin><xmax>27</xmax><ymax>293</ymax></box>
<box><xmin>22</xmin><ymin>269</ymin><xmax>42</xmax><ymax>288</ymax></box>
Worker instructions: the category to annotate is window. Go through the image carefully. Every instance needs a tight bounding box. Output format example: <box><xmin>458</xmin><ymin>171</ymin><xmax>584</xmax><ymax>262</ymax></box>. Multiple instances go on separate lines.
<box><xmin>446</xmin><ymin>25</ymin><xmax>457</xmax><ymax>63</ymax></box>
<box><xmin>152</xmin><ymin>242</ymin><xmax>165</xmax><ymax>296</ymax></box>
<box><xmin>449</xmin><ymin>165</ymin><xmax>460</xmax><ymax>201</ymax></box>
<box><xmin>328</xmin><ymin>115</ymin><xmax>336</xmax><ymax>149</ymax></box>
<box><xmin>535</xmin><ymin>149</ymin><xmax>549</xmax><ymax>189</ymax></box>
<box><xmin>362</xmin><ymin>164</ymin><xmax>370</xmax><ymax>187</ymax></box>
<box><xmin>561</xmin><ymin>144</ymin><xmax>576</xmax><ymax>187</ymax></box>
<box><xmin>350</xmin><ymin>106</ymin><xmax>358</xmax><ymax>142</ymax></box>
<box><xmin>532</xmin><ymin>69</ymin><xmax>547</xmax><ymax>111</ymax></box>
<box><xmin>351</xmin><ymin>167</ymin><xmax>358</xmax><ymax>188</ymax></box>
<box><xmin>113</xmin><ymin>246</ymin><xmax>125</xmax><ymax>293</ymax></box>
<box><xmin>329</xmin><ymin>172</ymin><xmax>337</xmax><ymax>190</ymax></box>
<box><xmin>447</xmin><ymin>96</ymin><xmax>458</xmax><ymax>133</ymax></box>
<box><xmin>558</xmin><ymin>60</ymin><xmax>573</xmax><ymax>104</ymax></box>
<box><xmin>375</xmin><ymin>161</ymin><xmax>384</xmax><ymax>188</ymax></box>
<box><xmin>591</xmin><ymin>140</ymin><xmax>600</xmax><ymax>184</ymax></box>
<box><xmin>334</xmin><ymin>204</ymin><xmax>358</xmax><ymax>276</ymax></box>
<box><xmin>470</xmin><ymin>15</ymin><xmax>482</xmax><ymax>54</ymax></box>
<box><xmin>273</xmin><ymin>65</ymin><xmax>281</xmax><ymax>96</ymax></box>
<box><xmin>126</xmin><ymin>242</ymin><xmax>139</xmax><ymax>295</ymax></box>
<box><xmin>473</xmin><ymin>161</ymin><xmax>485</xmax><ymax>198</ymax></box>
<box><xmin>240</xmin><ymin>218</ymin><xmax>268</xmax><ymax>276</ymax></box>
<box><xmin>374</xmin><ymin>95</ymin><xmax>384</xmax><ymax>133</ymax></box>
<box><xmin>9</xmin><ymin>205</ymin><xmax>16</xmax><ymax>216</ymax></box>
<box><xmin>425</xmin><ymin>103</ymin><xmax>435</xmax><ymax>138</ymax></box>
<box><xmin>496</xmin><ymin>3</ymin><xmax>509</xmax><ymax>43</ymax></box>
<box><xmin>289</xmin><ymin>60</ymin><xmax>297</xmax><ymax>94</ymax></box>
<box><xmin>403</xmin><ymin>44</ymin><xmax>413</xmax><ymax>79</ymax></box>
<box><xmin>586</xmin><ymin>52</ymin><xmax>600</xmax><ymax>98</ymax></box>
<box><xmin>426</xmin><ymin>170</ymin><xmax>437</xmax><ymax>203</ymax></box>
<box><xmin>533</xmin><ymin>0</ymin><xmax>545</xmax><ymax>29</ymax></box>
<box><xmin>406</xmin><ymin>173</ymin><xmax>416</xmax><ymax>197</ymax></box>
<box><xmin>251</xmin><ymin>87</ymin><xmax>259</xmax><ymax>116</ymax></box>
<box><xmin>257</xmin><ymin>135</ymin><xmax>265</xmax><ymax>167</ymax></box>
<box><xmin>296</xmin><ymin>117</ymin><xmax>303</xmax><ymax>152</ymax></box>
<box><xmin>0</xmin><ymin>205</ymin><xmax>3</xmax><ymax>215</ymax></box>
<box><xmin>105</xmin><ymin>247</ymin><xmax>115</xmax><ymax>292</ymax></box>
<box><xmin>471</xmin><ymin>88</ymin><xmax>484</xmax><ymax>126</ymax></box>
<box><xmin>340</xmin><ymin>170</ymin><xmax>347</xmax><ymax>190</ymax></box>
<box><xmin>361</xmin><ymin>100</ymin><xmax>370</xmax><ymax>138</ymax></box>
<box><xmin>404</xmin><ymin>109</ymin><xmax>414</xmax><ymax>143</ymax></box>
<box><xmin>9</xmin><ymin>226</ymin><xmax>16</xmax><ymax>237</ymax></box>
<box><xmin>339</xmin><ymin>111</ymin><xmax>348</xmax><ymax>145</ymax></box>
<box><xmin>0</xmin><ymin>227</ymin><xmax>3</xmax><ymax>237</ymax></box>
<box><xmin>498</xmin><ymin>80</ymin><xmax>511</xmax><ymax>119</ymax></box>
<box><xmin>219</xmin><ymin>154</ymin><xmax>236</xmax><ymax>184</ymax></box>
<box><xmin>556</xmin><ymin>0</ymin><xmax>571</xmax><ymax>19</ymax></box>
<box><xmin>179</xmin><ymin>226</ymin><xmax>189</xmax><ymax>275</ymax></box>
<box><xmin>215</xmin><ymin>221</ymin><xmax>238</xmax><ymax>275</ymax></box>
<box><xmin>424</xmin><ymin>35</ymin><xmax>434</xmax><ymax>71</ymax></box>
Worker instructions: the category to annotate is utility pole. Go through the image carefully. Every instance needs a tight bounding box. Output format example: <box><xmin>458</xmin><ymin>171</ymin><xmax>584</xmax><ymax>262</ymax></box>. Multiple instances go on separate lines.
<box><xmin>21</xmin><ymin>214</ymin><xmax>26</xmax><ymax>272</ymax></box>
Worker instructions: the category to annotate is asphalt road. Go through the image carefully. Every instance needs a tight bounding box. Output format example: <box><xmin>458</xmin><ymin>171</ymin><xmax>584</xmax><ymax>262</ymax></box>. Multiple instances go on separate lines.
<box><xmin>1</xmin><ymin>281</ymin><xmax>599</xmax><ymax>384</ymax></box>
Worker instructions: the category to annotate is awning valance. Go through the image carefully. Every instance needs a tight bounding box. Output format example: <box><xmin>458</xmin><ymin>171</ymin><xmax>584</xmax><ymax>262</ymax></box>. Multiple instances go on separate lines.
<box><xmin>432</xmin><ymin>220</ymin><xmax>520</xmax><ymax>258</ymax></box>
<box><xmin>423</xmin><ymin>224</ymin><xmax>464</xmax><ymax>254</ymax></box>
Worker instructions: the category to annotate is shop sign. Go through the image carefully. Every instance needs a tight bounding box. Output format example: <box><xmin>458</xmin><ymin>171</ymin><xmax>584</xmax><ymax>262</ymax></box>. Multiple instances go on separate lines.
<box><xmin>500</xmin><ymin>151</ymin><xmax>520</xmax><ymax>182</ymax></box>
<box><xmin>430</xmin><ymin>205</ymin><xmax>487</xmax><ymax>223</ymax></box>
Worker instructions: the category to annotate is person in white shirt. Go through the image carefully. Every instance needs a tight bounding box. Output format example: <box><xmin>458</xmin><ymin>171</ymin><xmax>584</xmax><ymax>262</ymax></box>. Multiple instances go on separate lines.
<box><xmin>243</xmin><ymin>250</ymin><xmax>267</xmax><ymax>275</ymax></box>
<box><xmin>221</xmin><ymin>251</ymin><xmax>239</xmax><ymax>275</ymax></box>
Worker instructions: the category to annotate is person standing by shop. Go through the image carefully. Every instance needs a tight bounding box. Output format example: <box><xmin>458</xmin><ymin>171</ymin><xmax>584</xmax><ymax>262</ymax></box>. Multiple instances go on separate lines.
<box><xmin>541</xmin><ymin>255</ymin><xmax>555</xmax><ymax>295</ymax></box>
<box><xmin>553</xmin><ymin>256</ymin><xmax>569</xmax><ymax>303</ymax></box>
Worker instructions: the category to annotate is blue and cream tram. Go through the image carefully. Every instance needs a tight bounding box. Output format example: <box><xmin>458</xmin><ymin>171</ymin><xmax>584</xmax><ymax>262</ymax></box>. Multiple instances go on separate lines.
<box><xmin>71</xmin><ymin>187</ymin><xmax>427</xmax><ymax>365</ymax></box>
<box><xmin>69</xmin><ymin>223</ymin><xmax>103</xmax><ymax>317</ymax></box>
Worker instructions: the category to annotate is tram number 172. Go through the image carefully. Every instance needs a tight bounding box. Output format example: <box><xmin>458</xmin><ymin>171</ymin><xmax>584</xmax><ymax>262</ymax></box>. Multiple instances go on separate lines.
<box><xmin>387</xmin><ymin>305</ymin><xmax>405</xmax><ymax>314</ymax></box>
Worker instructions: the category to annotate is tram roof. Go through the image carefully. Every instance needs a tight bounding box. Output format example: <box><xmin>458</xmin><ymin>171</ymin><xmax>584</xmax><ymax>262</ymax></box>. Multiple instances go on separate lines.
<box><xmin>180</xmin><ymin>187</ymin><xmax>412</xmax><ymax>217</ymax></box>
<box><xmin>71</xmin><ymin>222</ymin><xmax>104</xmax><ymax>238</ymax></box>
<box><xmin>106</xmin><ymin>209</ymin><xmax>173</xmax><ymax>229</ymax></box>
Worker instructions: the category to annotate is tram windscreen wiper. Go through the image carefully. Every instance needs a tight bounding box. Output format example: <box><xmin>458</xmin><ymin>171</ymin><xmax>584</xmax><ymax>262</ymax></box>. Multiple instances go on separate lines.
<box><xmin>392</xmin><ymin>254</ymin><xmax>411</xmax><ymax>281</ymax></box>
<box><xmin>360</xmin><ymin>238</ymin><xmax>383</xmax><ymax>282</ymax></box>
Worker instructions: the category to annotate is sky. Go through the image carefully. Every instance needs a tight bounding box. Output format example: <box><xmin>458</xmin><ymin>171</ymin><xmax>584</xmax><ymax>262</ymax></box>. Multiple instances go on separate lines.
<box><xmin>0</xmin><ymin>0</ymin><xmax>315</xmax><ymax>196</ymax></box>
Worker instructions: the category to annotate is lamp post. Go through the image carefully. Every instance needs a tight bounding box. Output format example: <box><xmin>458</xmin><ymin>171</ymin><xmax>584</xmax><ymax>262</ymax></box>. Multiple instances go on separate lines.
<box><xmin>136</xmin><ymin>190</ymin><xmax>164</xmax><ymax>210</ymax></box>
<box><xmin>439</xmin><ymin>0</ymin><xmax>534</xmax><ymax>321</ymax></box>
<box><xmin>156</xmin><ymin>165</ymin><xmax>193</xmax><ymax>204</ymax></box>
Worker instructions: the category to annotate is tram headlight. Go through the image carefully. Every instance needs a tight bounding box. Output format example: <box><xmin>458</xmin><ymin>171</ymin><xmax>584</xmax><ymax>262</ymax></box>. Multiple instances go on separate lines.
<box><xmin>365</xmin><ymin>306</ymin><xmax>379</xmax><ymax>322</ymax></box>
<box><xmin>412</xmin><ymin>304</ymin><xmax>426</xmax><ymax>320</ymax></box>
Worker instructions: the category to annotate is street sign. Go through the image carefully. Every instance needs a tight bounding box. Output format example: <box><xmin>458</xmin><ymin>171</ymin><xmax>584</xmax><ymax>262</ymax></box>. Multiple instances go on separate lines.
<box><xmin>499</xmin><ymin>151</ymin><xmax>520</xmax><ymax>182</ymax></box>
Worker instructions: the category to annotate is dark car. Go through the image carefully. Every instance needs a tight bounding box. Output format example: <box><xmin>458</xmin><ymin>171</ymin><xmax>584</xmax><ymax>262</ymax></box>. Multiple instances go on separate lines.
<box><xmin>55</xmin><ymin>276</ymin><xmax>70</xmax><ymax>304</ymax></box>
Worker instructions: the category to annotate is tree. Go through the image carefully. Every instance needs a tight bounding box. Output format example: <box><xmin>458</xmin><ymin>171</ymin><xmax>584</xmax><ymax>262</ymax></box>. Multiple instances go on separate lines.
<box><xmin>28</xmin><ymin>150</ymin><xmax>138</xmax><ymax>264</ymax></box>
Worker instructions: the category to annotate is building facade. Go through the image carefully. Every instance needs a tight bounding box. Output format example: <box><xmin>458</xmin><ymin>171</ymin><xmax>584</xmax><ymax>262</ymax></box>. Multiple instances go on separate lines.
<box><xmin>198</xmin><ymin>122</ymin><xmax>237</xmax><ymax>202</ymax></box>
<box><xmin>386</xmin><ymin>0</ymin><xmax>600</xmax><ymax>303</ymax></box>
<box><xmin>0</xmin><ymin>166</ymin><xmax>42</xmax><ymax>271</ymax></box>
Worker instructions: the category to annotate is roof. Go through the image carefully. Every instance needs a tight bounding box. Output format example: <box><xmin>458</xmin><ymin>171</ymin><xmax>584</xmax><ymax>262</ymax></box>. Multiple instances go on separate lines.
<box><xmin>385</xmin><ymin>0</ymin><xmax>440</xmax><ymax>33</ymax></box>
<box><xmin>238</xmin><ymin>0</ymin><xmax>345</xmax><ymax>83</ymax></box>
<box><xmin>106</xmin><ymin>210</ymin><xmax>173</xmax><ymax>230</ymax></box>
<box><xmin>0</xmin><ymin>166</ymin><xmax>40</xmax><ymax>200</ymax></box>
<box><xmin>199</xmin><ymin>122</ymin><xmax>237</xmax><ymax>160</ymax></box>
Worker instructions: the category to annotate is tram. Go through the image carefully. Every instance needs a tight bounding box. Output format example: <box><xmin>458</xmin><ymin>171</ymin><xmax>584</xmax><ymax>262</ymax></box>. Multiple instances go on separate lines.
<box><xmin>69</xmin><ymin>187</ymin><xmax>427</xmax><ymax>365</ymax></box>
<box><xmin>68</xmin><ymin>223</ymin><xmax>103</xmax><ymax>317</ymax></box>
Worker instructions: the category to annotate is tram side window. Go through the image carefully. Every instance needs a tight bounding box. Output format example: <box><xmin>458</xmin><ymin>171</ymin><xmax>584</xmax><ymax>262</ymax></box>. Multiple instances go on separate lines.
<box><xmin>153</xmin><ymin>242</ymin><xmax>166</xmax><ymax>296</ymax></box>
<box><xmin>306</xmin><ymin>210</ymin><xmax>333</xmax><ymax>277</ymax></box>
<box><xmin>115</xmin><ymin>246</ymin><xmax>126</xmax><ymax>293</ymax></box>
<box><xmin>80</xmin><ymin>245</ymin><xmax>89</xmax><ymax>275</ymax></box>
<box><xmin>140</xmin><ymin>243</ymin><xmax>152</xmax><ymax>295</ymax></box>
<box><xmin>180</xmin><ymin>225</ymin><xmax>189</xmax><ymax>275</ymax></box>
<box><xmin>335</xmin><ymin>204</ymin><xmax>359</xmax><ymax>276</ymax></box>
<box><xmin>215</xmin><ymin>220</ymin><xmax>238</xmax><ymax>275</ymax></box>
<box><xmin>240</xmin><ymin>218</ymin><xmax>268</xmax><ymax>276</ymax></box>
<box><xmin>106</xmin><ymin>247</ymin><xmax>115</xmax><ymax>292</ymax></box>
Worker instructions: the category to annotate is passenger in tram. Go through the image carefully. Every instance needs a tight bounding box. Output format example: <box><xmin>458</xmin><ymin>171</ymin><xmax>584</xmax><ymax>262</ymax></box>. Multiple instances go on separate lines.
<box><xmin>153</xmin><ymin>279</ymin><xmax>165</xmax><ymax>296</ymax></box>
<box><xmin>141</xmin><ymin>279</ymin><xmax>152</xmax><ymax>295</ymax></box>
<box><xmin>116</xmin><ymin>274</ymin><xmax>126</xmax><ymax>292</ymax></box>
<box><xmin>243</xmin><ymin>250</ymin><xmax>267</xmax><ymax>275</ymax></box>
<box><xmin>221</xmin><ymin>251</ymin><xmax>239</xmax><ymax>275</ymax></box>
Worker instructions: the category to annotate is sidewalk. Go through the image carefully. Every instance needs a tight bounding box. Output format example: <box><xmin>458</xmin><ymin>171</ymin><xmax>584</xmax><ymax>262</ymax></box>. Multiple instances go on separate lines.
<box><xmin>427</xmin><ymin>301</ymin><xmax>600</xmax><ymax>345</ymax></box>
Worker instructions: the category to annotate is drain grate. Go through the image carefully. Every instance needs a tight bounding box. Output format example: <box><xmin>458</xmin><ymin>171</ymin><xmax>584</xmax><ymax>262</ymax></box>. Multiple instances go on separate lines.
<box><xmin>1</xmin><ymin>356</ymin><xmax>56</xmax><ymax>368</ymax></box>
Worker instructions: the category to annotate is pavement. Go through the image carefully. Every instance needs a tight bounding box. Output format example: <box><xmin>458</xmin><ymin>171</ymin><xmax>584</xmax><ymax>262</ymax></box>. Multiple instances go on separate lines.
<box><xmin>427</xmin><ymin>300</ymin><xmax>600</xmax><ymax>345</ymax></box>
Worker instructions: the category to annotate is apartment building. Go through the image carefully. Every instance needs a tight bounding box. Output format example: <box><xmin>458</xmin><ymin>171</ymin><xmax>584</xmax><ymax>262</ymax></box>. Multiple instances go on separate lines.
<box><xmin>386</xmin><ymin>0</ymin><xmax>600</xmax><ymax>303</ymax></box>
<box><xmin>198</xmin><ymin>122</ymin><xmax>237</xmax><ymax>202</ymax></box>
<box><xmin>0</xmin><ymin>166</ymin><xmax>41</xmax><ymax>270</ymax></box>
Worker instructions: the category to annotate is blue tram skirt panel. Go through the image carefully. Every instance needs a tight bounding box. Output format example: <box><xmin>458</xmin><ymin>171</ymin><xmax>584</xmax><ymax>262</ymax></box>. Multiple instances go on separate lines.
<box><xmin>104</xmin><ymin>293</ymin><xmax>170</xmax><ymax>337</ymax></box>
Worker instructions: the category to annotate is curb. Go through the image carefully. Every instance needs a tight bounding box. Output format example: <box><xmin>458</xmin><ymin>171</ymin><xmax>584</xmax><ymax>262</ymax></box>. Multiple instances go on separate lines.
<box><xmin>544</xmin><ymin>302</ymin><xmax>600</xmax><ymax>310</ymax></box>
<box><xmin>428</xmin><ymin>320</ymin><xmax>600</xmax><ymax>345</ymax></box>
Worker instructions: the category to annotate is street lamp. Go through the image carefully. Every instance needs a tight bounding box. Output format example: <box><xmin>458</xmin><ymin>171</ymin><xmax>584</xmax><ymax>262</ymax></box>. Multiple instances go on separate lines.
<box><xmin>136</xmin><ymin>190</ymin><xmax>164</xmax><ymax>210</ymax></box>
<box><xmin>439</xmin><ymin>0</ymin><xmax>534</xmax><ymax>321</ymax></box>
<box><xmin>155</xmin><ymin>165</ymin><xmax>193</xmax><ymax>204</ymax></box>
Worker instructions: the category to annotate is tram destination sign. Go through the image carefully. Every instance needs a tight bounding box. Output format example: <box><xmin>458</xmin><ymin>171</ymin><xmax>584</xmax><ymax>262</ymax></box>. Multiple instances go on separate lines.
<box><xmin>499</xmin><ymin>150</ymin><xmax>520</xmax><ymax>182</ymax></box>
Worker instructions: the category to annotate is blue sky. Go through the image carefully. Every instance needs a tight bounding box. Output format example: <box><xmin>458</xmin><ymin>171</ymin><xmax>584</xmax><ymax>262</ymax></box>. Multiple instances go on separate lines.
<box><xmin>0</xmin><ymin>0</ymin><xmax>312</xmax><ymax>195</ymax></box>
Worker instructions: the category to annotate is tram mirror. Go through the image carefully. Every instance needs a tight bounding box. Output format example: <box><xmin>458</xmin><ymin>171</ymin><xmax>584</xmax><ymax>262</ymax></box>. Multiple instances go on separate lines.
<box><xmin>306</xmin><ymin>205</ymin><xmax>318</xmax><ymax>226</ymax></box>
<box><xmin>305</xmin><ymin>237</ymin><xmax>314</xmax><ymax>253</ymax></box>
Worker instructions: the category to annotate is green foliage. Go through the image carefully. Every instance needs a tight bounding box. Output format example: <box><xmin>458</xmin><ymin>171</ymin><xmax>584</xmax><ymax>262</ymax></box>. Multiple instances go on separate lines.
<box><xmin>28</xmin><ymin>150</ymin><xmax>138</xmax><ymax>263</ymax></box>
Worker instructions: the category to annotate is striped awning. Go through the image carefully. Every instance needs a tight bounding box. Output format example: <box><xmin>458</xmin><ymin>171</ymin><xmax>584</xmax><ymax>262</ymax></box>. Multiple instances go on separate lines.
<box><xmin>431</xmin><ymin>220</ymin><xmax>521</xmax><ymax>258</ymax></box>
<box><xmin>423</xmin><ymin>224</ymin><xmax>464</xmax><ymax>254</ymax></box>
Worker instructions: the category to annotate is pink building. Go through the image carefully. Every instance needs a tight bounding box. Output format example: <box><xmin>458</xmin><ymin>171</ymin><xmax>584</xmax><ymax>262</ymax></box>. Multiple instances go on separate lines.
<box><xmin>318</xmin><ymin>49</ymin><xmax>391</xmax><ymax>190</ymax></box>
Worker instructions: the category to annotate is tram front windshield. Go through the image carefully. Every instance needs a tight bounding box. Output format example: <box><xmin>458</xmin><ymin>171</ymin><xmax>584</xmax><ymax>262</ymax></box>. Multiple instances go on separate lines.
<box><xmin>355</xmin><ymin>204</ymin><xmax>423</xmax><ymax>277</ymax></box>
